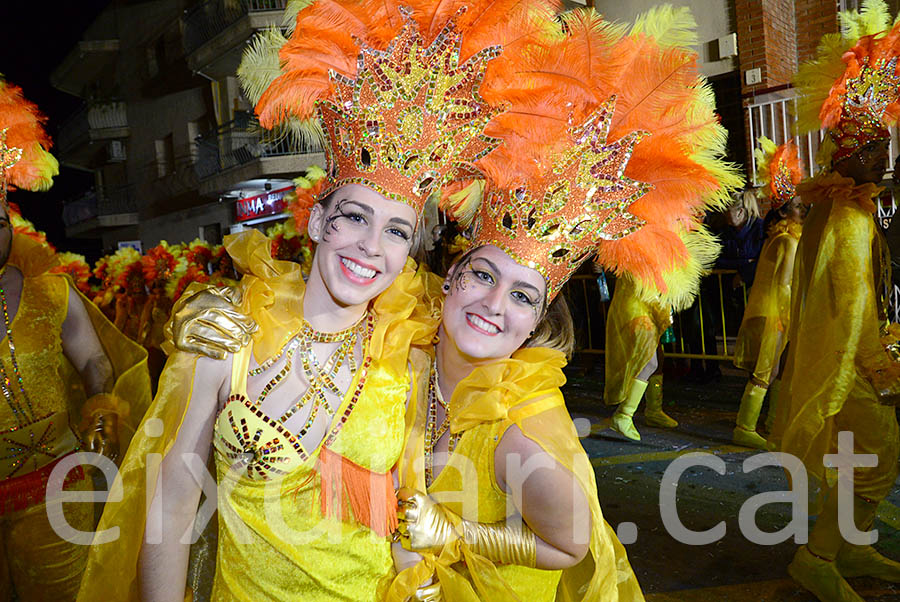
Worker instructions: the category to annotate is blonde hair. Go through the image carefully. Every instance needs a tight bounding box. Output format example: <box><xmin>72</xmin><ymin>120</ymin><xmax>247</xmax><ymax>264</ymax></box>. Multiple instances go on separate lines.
<box><xmin>524</xmin><ymin>294</ymin><xmax>575</xmax><ymax>359</ymax></box>
<box><xmin>730</xmin><ymin>188</ymin><xmax>761</xmax><ymax>219</ymax></box>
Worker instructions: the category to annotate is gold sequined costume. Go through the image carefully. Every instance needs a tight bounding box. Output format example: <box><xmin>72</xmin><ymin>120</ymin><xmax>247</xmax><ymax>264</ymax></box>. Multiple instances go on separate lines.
<box><xmin>0</xmin><ymin>234</ymin><xmax>150</xmax><ymax>602</ymax></box>
<box><xmin>77</xmin><ymin>230</ymin><xmax>439</xmax><ymax>601</ymax></box>
<box><xmin>392</xmin><ymin>348</ymin><xmax>644</xmax><ymax>601</ymax></box>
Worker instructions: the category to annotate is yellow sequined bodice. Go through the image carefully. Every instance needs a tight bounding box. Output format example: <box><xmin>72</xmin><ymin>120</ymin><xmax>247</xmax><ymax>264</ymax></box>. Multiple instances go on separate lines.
<box><xmin>0</xmin><ymin>273</ymin><xmax>80</xmax><ymax>479</ymax></box>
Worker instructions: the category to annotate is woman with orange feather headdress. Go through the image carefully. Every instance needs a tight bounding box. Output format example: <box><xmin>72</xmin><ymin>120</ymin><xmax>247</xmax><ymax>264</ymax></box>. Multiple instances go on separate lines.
<box><xmin>0</xmin><ymin>76</ymin><xmax>150</xmax><ymax>602</ymax></box>
<box><xmin>388</xmin><ymin>5</ymin><xmax>739</xmax><ymax>600</ymax></box>
<box><xmin>766</xmin><ymin>2</ymin><xmax>900</xmax><ymax>599</ymax></box>
<box><xmin>731</xmin><ymin>138</ymin><xmax>804</xmax><ymax>451</ymax></box>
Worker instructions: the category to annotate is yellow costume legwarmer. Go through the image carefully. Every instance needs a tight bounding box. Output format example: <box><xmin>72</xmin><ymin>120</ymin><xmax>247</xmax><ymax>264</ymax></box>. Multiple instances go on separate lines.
<box><xmin>644</xmin><ymin>374</ymin><xmax>677</xmax><ymax>428</ymax></box>
<box><xmin>733</xmin><ymin>383</ymin><xmax>768</xmax><ymax>450</ymax></box>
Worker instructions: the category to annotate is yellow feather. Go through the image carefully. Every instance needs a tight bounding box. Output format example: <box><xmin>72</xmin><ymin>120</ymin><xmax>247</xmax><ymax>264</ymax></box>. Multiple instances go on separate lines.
<box><xmin>238</xmin><ymin>27</ymin><xmax>289</xmax><ymax>106</ymax></box>
<box><xmin>630</xmin><ymin>4</ymin><xmax>698</xmax><ymax>49</ymax></box>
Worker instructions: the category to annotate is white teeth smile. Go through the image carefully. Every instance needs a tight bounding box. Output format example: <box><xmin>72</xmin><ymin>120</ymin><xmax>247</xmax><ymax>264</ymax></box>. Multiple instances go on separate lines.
<box><xmin>468</xmin><ymin>313</ymin><xmax>500</xmax><ymax>334</ymax></box>
<box><xmin>341</xmin><ymin>257</ymin><xmax>376</xmax><ymax>278</ymax></box>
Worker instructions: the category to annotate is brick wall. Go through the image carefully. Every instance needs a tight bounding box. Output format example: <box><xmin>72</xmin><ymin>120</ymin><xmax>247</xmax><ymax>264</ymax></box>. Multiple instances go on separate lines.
<box><xmin>794</xmin><ymin>0</ymin><xmax>838</xmax><ymax>63</ymax></box>
<box><xmin>736</xmin><ymin>0</ymin><xmax>799</xmax><ymax>94</ymax></box>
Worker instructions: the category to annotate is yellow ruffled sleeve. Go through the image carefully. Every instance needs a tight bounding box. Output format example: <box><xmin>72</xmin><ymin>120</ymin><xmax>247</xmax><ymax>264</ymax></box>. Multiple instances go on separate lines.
<box><xmin>77</xmin><ymin>351</ymin><xmax>199</xmax><ymax>602</ymax></box>
<box><xmin>224</xmin><ymin>229</ymin><xmax>305</xmax><ymax>363</ymax></box>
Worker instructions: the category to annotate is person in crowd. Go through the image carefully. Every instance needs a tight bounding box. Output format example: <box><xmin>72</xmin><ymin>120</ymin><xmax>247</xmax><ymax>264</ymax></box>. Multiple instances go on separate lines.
<box><xmin>685</xmin><ymin>189</ymin><xmax>764</xmax><ymax>382</ymax></box>
<box><xmin>0</xmin><ymin>76</ymin><xmax>149</xmax><ymax>602</ymax></box>
<box><xmin>773</xmin><ymin>2</ymin><xmax>900</xmax><ymax>599</ymax></box>
<box><xmin>732</xmin><ymin>138</ymin><xmax>805</xmax><ymax>450</ymax></box>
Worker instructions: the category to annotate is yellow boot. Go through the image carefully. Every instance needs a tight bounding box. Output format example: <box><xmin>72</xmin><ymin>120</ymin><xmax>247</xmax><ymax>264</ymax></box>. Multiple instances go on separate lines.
<box><xmin>644</xmin><ymin>374</ymin><xmax>678</xmax><ymax>428</ymax></box>
<box><xmin>763</xmin><ymin>378</ymin><xmax>780</xmax><ymax>434</ymax></box>
<box><xmin>837</xmin><ymin>496</ymin><xmax>900</xmax><ymax>582</ymax></box>
<box><xmin>789</xmin><ymin>490</ymin><xmax>865</xmax><ymax>602</ymax></box>
<box><xmin>733</xmin><ymin>382</ymin><xmax>768</xmax><ymax>450</ymax></box>
<box><xmin>610</xmin><ymin>378</ymin><xmax>647</xmax><ymax>441</ymax></box>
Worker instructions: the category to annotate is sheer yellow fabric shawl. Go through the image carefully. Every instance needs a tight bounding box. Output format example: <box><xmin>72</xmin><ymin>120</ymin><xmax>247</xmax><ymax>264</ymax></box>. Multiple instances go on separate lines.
<box><xmin>393</xmin><ymin>347</ymin><xmax>645</xmax><ymax>601</ymax></box>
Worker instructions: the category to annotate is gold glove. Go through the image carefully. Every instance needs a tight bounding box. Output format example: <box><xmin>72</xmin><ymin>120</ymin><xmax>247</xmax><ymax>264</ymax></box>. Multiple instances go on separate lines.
<box><xmin>164</xmin><ymin>285</ymin><xmax>257</xmax><ymax>360</ymax></box>
<box><xmin>82</xmin><ymin>411</ymin><xmax>120</xmax><ymax>464</ymax></box>
<box><xmin>396</xmin><ymin>487</ymin><xmax>537</xmax><ymax>567</ymax></box>
<box><xmin>412</xmin><ymin>582</ymin><xmax>442</xmax><ymax>602</ymax></box>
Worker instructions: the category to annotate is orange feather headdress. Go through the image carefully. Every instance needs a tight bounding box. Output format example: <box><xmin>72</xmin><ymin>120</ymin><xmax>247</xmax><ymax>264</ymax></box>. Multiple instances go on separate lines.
<box><xmin>754</xmin><ymin>137</ymin><xmax>802</xmax><ymax>209</ymax></box>
<box><xmin>0</xmin><ymin>77</ymin><xmax>59</xmax><ymax>206</ymax></box>
<box><xmin>237</xmin><ymin>0</ymin><xmax>553</xmax><ymax>216</ymax></box>
<box><xmin>794</xmin><ymin>0</ymin><xmax>900</xmax><ymax>166</ymax></box>
<box><xmin>451</xmin><ymin>6</ymin><xmax>741</xmax><ymax>306</ymax></box>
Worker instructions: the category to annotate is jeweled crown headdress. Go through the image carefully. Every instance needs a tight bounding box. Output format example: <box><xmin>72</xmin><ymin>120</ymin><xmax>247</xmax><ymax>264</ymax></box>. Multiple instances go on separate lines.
<box><xmin>0</xmin><ymin>77</ymin><xmax>58</xmax><ymax>207</ymax></box>
<box><xmin>238</xmin><ymin>0</ymin><xmax>517</xmax><ymax>215</ymax></box>
<box><xmin>754</xmin><ymin>137</ymin><xmax>802</xmax><ymax>209</ymax></box>
<box><xmin>794</xmin><ymin>0</ymin><xmax>900</xmax><ymax>165</ymax></box>
<box><xmin>473</xmin><ymin>97</ymin><xmax>649</xmax><ymax>299</ymax></box>
<box><xmin>453</xmin><ymin>7</ymin><xmax>741</xmax><ymax>306</ymax></box>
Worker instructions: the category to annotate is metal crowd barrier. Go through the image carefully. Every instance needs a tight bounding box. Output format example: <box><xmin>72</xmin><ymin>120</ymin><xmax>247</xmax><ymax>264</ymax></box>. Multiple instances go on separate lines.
<box><xmin>564</xmin><ymin>270</ymin><xmax>747</xmax><ymax>362</ymax></box>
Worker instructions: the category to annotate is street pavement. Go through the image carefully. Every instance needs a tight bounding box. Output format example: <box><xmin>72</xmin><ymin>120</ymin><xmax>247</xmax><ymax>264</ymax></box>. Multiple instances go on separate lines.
<box><xmin>563</xmin><ymin>359</ymin><xmax>900</xmax><ymax>601</ymax></box>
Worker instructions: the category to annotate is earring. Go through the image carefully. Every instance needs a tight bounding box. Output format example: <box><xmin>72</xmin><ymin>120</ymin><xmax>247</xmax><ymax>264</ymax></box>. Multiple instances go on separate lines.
<box><xmin>442</xmin><ymin>283</ymin><xmax>450</xmax><ymax>291</ymax></box>
<box><xmin>529</xmin><ymin>330</ymin><xmax>535</xmax><ymax>337</ymax></box>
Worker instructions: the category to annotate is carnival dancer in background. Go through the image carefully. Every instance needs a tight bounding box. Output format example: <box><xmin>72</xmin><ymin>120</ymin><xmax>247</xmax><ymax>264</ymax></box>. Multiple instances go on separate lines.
<box><xmin>602</xmin><ymin>275</ymin><xmax>677</xmax><ymax>442</ymax></box>
<box><xmin>772</xmin><ymin>2</ymin><xmax>900</xmax><ymax>600</ymax></box>
<box><xmin>731</xmin><ymin>138</ymin><xmax>804</xmax><ymax>450</ymax></box>
<box><xmin>0</xmin><ymin>76</ymin><xmax>150</xmax><ymax>602</ymax></box>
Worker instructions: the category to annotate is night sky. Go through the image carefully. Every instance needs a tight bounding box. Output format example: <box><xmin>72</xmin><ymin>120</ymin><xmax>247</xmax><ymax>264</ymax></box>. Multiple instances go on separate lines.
<box><xmin>2</xmin><ymin>0</ymin><xmax>113</xmax><ymax>256</ymax></box>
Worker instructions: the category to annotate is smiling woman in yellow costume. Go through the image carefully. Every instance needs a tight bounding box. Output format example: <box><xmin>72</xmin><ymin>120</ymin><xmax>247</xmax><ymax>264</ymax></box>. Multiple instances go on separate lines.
<box><xmin>72</xmin><ymin>0</ymin><xmax>566</xmax><ymax>600</ymax></box>
<box><xmin>770</xmin><ymin>2</ymin><xmax>900</xmax><ymax>600</ymax></box>
<box><xmin>731</xmin><ymin>137</ymin><xmax>804</xmax><ymax>450</ymax></box>
<box><xmin>388</xmin><ymin>6</ymin><xmax>739</xmax><ymax>601</ymax></box>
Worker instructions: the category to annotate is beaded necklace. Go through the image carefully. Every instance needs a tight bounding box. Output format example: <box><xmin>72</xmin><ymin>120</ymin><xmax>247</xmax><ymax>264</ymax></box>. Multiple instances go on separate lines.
<box><xmin>0</xmin><ymin>280</ymin><xmax>35</xmax><ymax>427</ymax></box>
<box><xmin>424</xmin><ymin>362</ymin><xmax>461</xmax><ymax>487</ymax></box>
<box><xmin>248</xmin><ymin>310</ymin><xmax>374</xmax><ymax>440</ymax></box>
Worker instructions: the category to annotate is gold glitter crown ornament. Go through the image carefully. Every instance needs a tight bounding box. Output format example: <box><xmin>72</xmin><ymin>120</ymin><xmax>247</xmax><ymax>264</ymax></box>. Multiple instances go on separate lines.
<box><xmin>472</xmin><ymin>98</ymin><xmax>650</xmax><ymax>300</ymax></box>
<box><xmin>794</xmin><ymin>0</ymin><xmax>900</xmax><ymax>165</ymax></box>
<box><xmin>447</xmin><ymin>6</ymin><xmax>742</xmax><ymax>309</ymax></box>
<box><xmin>239</xmin><ymin>1</ymin><xmax>511</xmax><ymax>216</ymax></box>
<box><xmin>0</xmin><ymin>130</ymin><xmax>23</xmax><ymax>208</ymax></box>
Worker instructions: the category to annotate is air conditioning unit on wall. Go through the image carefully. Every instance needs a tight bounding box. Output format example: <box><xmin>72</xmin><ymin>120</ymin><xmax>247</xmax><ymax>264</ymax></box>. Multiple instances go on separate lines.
<box><xmin>107</xmin><ymin>140</ymin><xmax>127</xmax><ymax>163</ymax></box>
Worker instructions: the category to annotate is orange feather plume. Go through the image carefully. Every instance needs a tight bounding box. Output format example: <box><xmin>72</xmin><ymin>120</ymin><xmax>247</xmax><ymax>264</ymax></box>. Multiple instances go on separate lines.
<box><xmin>0</xmin><ymin>78</ymin><xmax>58</xmax><ymax>193</ymax></box>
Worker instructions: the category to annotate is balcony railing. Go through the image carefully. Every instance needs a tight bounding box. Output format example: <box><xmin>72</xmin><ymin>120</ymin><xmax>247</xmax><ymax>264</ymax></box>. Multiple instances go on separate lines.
<box><xmin>62</xmin><ymin>185</ymin><xmax>139</xmax><ymax>227</ymax></box>
<box><xmin>57</xmin><ymin>102</ymin><xmax>128</xmax><ymax>152</ymax></box>
<box><xmin>195</xmin><ymin>117</ymin><xmax>322</xmax><ymax>179</ymax></box>
<box><xmin>183</xmin><ymin>0</ymin><xmax>288</xmax><ymax>55</ymax></box>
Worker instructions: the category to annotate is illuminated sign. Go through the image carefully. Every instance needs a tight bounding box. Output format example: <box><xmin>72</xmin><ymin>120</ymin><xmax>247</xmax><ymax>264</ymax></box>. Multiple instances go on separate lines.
<box><xmin>234</xmin><ymin>186</ymin><xmax>293</xmax><ymax>222</ymax></box>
